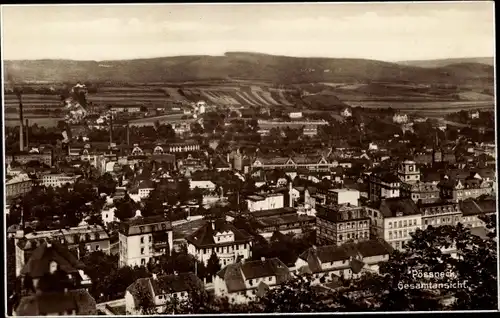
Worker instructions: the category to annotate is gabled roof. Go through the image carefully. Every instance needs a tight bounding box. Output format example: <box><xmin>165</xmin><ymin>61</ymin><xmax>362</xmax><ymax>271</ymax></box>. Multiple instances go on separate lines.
<box><xmin>216</xmin><ymin>258</ymin><xmax>291</xmax><ymax>293</ymax></box>
<box><xmin>150</xmin><ymin>272</ymin><xmax>203</xmax><ymax>295</ymax></box>
<box><xmin>15</xmin><ymin>289</ymin><xmax>97</xmax><ymax>316</ymax></box>
<box><xmin>185</xmin><ymin>219</ymin><xmax>252</xmax><ymax>248</ymax></box>
<box><xmin>119</xmin><ymin>215</ymin><xmax>172</xmax><ymax>236</ymax></box>
<box><xmin>20</xmin><ymin>241</ymin><xmax>85</xmax><ymax>278</ymax></box>
<box><xmin>379</xmin><ymin>198</ymin><xmax>421</xmax><ymax>218</ymax></box>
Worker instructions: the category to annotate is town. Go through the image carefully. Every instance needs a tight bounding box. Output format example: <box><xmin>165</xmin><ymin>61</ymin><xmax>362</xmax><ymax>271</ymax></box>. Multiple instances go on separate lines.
<box><xmin>2</xmin><ymin>2</ymin><xmax>497</xmax><ymax>316</ymax></box>
<box><xmin>5</xmin><ymin>84</ymin><xmax>497</xmax><ymax>314</ymax></box>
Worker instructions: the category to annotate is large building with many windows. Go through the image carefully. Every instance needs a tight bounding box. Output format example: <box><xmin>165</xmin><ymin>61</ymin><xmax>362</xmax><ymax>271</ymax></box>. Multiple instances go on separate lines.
<box><xmin>316</xmin><ymin>204</ymin><xmax>371</xmax><ymax>246</ymax></box>
<box><xmin>186</xmin><ymin>219</ymin><xmax>253</xmax><ymax>267</ymax></box>
<box><xmin>118</xmin><ymin>213</ymin><xmax>173</xmax><ymax>267</ymax></box>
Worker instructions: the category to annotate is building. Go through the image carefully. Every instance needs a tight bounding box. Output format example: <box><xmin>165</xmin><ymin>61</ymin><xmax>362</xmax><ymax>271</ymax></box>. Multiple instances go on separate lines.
<box><xmin>419</xmin><ymin>201</ymin><xmax>462</xmax><ymax>229</ymax></box>
<box><xmin>295</xmin><ymin>239</ymin><xmax>392</xmax><ymax>283</ymax></box>
<box><xmin>316</xmin><ymin>204</ymin><xmax>371</xmax><ymax>246</ymax></box>
<box><xmin>368</xmin><ymin>198</ymin><xmax>422</xmax><ymax>251</ymax></box>
<box><xmin>326</xmin><ymin>189</ymin><xmax>360</xmax><ymax>207</ymax></box>
<box><xmin>397</xmin><ymin>160</ymin><xmax>420</xmax><ymax>184</ymax></box>
<box><xmin>393</xmin><ymin>113</ymin><xmax>408</xmax><ymax>124</ymax></box>
<box><xmin>288</xmin><ymin>111</ymin><xmax>303</xmax><ymax>119</ymax></box>
<box><xmin>137</xmin><ymin>180</ymin><xmax>155</xmax><ymax>199</ymax></box>
<box><xmin>303</xmin><ymin>125</ymin><xmax>318</xmax><ymax>137</ymax></box>
<box><xmin>438</xmin><ymin>177</ymin><xmax>495</xmax><ymax>202</ymax></box>
<box><xmin>15</xmin><ymin>225</ymin><xmax>110</xmax><ymax>276</ymax></box>
<box><xmin>369</xmin><ymin>170</ymin><xmax>402</xmax><ymax>202</ymax></box>
<box><xmin>6</xmin><ymin>174</ymin><xmax>34</xmax><ymax>198</ymax></box>
<box><xmin>125</xmin><ymin>273</ymin><xmax>203</xmax><ymax>314</ymax></box>
<box><xmin>245</xmin><ymin>208</ymin><xmax>316</xmax><ymax>239</ymax></box>
<box><xmin>110</xmin><ymin>105</ymin><xmax>141</xmax><ymax>113</ymax></box>
<box><xmin>214</xmin><ymin>258</ymin><xmax>292</xmax><ymax>304</ymax></box>
<box><xmin>246</xmin><ymin>193</ymin><xmax>285</xmax><ymax>212</ymax></box>
<box><xmin>13</xmin><ymin>241</ymin><xmax>96</xmax><ymax>316</ymax></box>
<box><xmin>459</xmin><ymin>198</ymin><xmax>496</xmax><ymax>228</ymax></box>
<box><xmin>41</xmin><ymin>173</ymin><xmax>81</xmax><ymax>188</ymax></box>
<box><xmin>251</xmin><ymin>155</ymin><xmax>337</xmax><ymax>172</ymax></box>
<box><xmin>118</xmin><ymin>213</ymin><xmax>173</xmax><ymax>267</ymax></box>
<box><xmin>189</xmin><ymin>180</ymin><xmax>217</xmax><ymax>192</ymax></box>
<box><xmin>186</xmin><ymin>220</ymin><xmax>253</xmax><ymax>267</ymax></box>
<box><xmin>6</xmin><ymin>152</ymin><xmax>53</xmax><ymax>167</ymax></box>
<box><xmin>341</xmin><ymin>107</ymin><xmax>352</xmax><ymax>118</ymax></box>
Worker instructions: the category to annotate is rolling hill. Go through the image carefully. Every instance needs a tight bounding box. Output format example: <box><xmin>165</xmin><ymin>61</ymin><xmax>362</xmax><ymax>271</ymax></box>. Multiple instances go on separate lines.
<box><xmin>4</xmin><ymin>52</ymin><xmax>494</xmax><ymax>85</ymax></box>
<box><xmin>398</xmin><ymin>57</ymin><xmax>494</xmax><ymax>68</ymax></box>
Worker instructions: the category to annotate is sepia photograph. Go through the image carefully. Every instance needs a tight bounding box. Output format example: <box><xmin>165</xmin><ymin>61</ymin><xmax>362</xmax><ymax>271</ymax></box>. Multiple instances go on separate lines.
<box><xmin>1</xmin><ymin>1</ymin><xmax>497</xmax><ymax>315</ymax></box>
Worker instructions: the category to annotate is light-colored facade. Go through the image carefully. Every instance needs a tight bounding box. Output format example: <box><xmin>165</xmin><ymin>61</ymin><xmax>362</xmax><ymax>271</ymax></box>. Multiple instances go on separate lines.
<box><xmin>186</xmin><ymin>221</ymin><xmax>253</xmax><ymax>267</ymax></box>
<box><xmin>6</xmin><ymin>174</ymin><xmax>34</xmax><ymax>198</ymax></box>
<box><xmin>326</xmin><ymin>189</ymin><xmax>360</xmax><ymax>207</ymax></box>
<box><xmin>41</xmin><ymin>173</ymin><xmax>81</xmax><ymax>188</ymax></box>
<box><xmin>14</xmin><ymin>225</ymin><xmax>110</xmax><ymax>276</ymax></box>
<box><xmin>118</xmin><ymin>214</ymin><xmax>173</xmax><ymax>268</ymax></box>
<box><xmin>214</xmin><ymin>258</ymin><xmax>292</xmax><ymax>304</ymax></box>
<box><xmin>246</xmin><ymin>193</ymin><xmax>284</xmax><ymax>212</ymax></box>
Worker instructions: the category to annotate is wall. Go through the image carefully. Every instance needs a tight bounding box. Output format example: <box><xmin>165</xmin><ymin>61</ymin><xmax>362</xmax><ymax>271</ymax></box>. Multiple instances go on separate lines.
<box><xmin>384</xmin><ymin>215</ymin><xmax>422</xmax><ymax>251</ymax></box>
<box><xmin>247</xmin><ymin>195</ymin><xmax>284</xmax><ymax>212</ymax></box>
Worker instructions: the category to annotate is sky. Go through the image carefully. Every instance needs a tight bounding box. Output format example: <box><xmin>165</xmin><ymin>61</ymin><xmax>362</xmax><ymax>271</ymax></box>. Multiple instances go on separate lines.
<box><xmin>1</xmin><ymin>2</ymin><xmax>495</xmax><ymax>62</ymax></box>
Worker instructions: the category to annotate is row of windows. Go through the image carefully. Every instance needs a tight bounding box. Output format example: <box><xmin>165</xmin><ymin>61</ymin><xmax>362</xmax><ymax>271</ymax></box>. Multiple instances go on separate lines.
<box><xmin>423</xmin><ymin>216</ymin><xmax>459</xmax><ymax>226</ymax></box>
<box><xmin>249</xmin><ymin>277</ymin><xmax>273</xmax><ymax>286</ymax></box>
<box><xmin>388</xmin><ymin>219</ymin><xmax>417</xmax><ymax>229</ymax></box>
<box><xmin>338</xmin><ymin>232</ymin><xmax>369</xmax><ymax>241</ymax></box>
<box><xmin>339</xmin><ymin>220</ymin><xmax>369</xmax><ymax>230</ymax></box>
<box><xmin>390</xmin><ymin>240</ymin><xmax>407</xmax><ymax>249</ymax></box>
<box><xmin>389</xmin><ymin>229</ymin><xmax>415</xmax><ymax>240</ymax></box>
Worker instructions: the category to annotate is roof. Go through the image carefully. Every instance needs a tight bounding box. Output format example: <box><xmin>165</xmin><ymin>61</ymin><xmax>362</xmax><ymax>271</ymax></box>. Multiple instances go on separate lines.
<box><xmin>459</xmin><ymin>200</ymin><xmax>483</xmax><ymax>216</ymax></box>
<box><xmin>119</xmin><ymin>215</ymin><xmax>172</xmax><ymax>236</ymax></box>
<box><xmin>150</xmin><ymin>273</ymin><xmax>203</xmax><ymax>295</ymax></box>
<box><xmin>15</xmin><ymin>289</ymin><xmax>97</xmax><ymax>316</ymax></box>
<box><xmin>248</xmin><ymin>207</ymin><xmax>296</xmax><ymax>219</ymax></box>
<box><xmin>379</xmin><ymin>198</ymin><xmax>421</xmax><ymax>218</ymax></box>
<box><xmin>216</xmin><ymin>258</ymin><xmax>292</xmax><ymax>293</ymax></box>
<box><xmin>298</xmin><ymin>239</ymin><xmax>392</xmax><ymax>274</ymax></box>
<box><xmin>373</xmin><ymin>171</ymin><xmax>401</xmax><ymax>184</ymax></box>
<box><xmin>20</xmin><ymin>241</ymin><xmax>85</xmax><ymax>278</ymax></box>
<box><xmin>138</xmin><ymin>180</ymin><xmax>154</xmax><ymax>189</ymax></box>
<box><xmin>185</xmin><ymin>219</ymin><xmax>252</xmax><ymax>248</ymax></box>
<box><xmin>18</xmin><ymin>225</ymin><xmax>109</xmax><ymax>250</ymax></box>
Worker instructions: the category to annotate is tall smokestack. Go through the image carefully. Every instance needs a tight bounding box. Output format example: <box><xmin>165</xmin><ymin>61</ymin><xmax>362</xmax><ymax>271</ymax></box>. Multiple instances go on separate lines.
<box><xmin>14</xmin><ymin>88</ymin><xmax>24</xmax><ymax>152</ymax></box>
<box><xmin>109</xmin><ymin>113</ymin><xmax>113</xmax><ymax>146</ymax></box>
<box><xmin>25</xmin><ymin>119</ymin><xmax>29</xmax><ymax>150</ymax></box>
<box><xmin>126</xmin><ymin>123</ymin><xmax>130</xmax><ymax>146</ymax></box>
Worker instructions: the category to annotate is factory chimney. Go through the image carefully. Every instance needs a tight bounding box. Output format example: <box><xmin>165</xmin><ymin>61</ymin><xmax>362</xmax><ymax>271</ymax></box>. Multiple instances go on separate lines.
<box><xmin>15</xmin><ymin>88</ymin><xmax>24</xmax><ymax>152</ymax></box>
<box><xmin>126</xmin><ymin>123</ymin><xmax>130</xmax><ymax>146</ymax></box>
<box><xmin>109</xmin><ymin>113</ymin><xmax>113</xmax><ymax>146</ymax></box>
<box><xmin>25</xmin><ymin>119</ymin><xmax>29</xmax><ymax>150</ymax></box>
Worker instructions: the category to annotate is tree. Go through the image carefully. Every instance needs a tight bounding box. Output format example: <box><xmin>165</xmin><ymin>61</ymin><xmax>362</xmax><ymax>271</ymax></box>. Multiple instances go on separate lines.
<box><xmin>132</xmin><ymin>280</ymin><xmax>157</xmax><ymax>314</ymax></box>
<box><xmin>97</xmin><ymin>173</ymin><xmax>117</xmax><ymax>195</ymax></box>
<box><xmin>115</xmin><ymin>194</ymin><xmax>138</xmax><ymax>221</ymax></box>
<box><xmin>206</xmin><ymin>253</ymin><xmax>221</xmax><ymax>282</ymax></box>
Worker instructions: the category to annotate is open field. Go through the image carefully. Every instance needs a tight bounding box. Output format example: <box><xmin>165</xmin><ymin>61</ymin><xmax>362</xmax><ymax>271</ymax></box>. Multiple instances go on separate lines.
<box><xmin>4</xmin><ymin>116</ymin><xmax>62</xmax><ymax>128</ymax></box>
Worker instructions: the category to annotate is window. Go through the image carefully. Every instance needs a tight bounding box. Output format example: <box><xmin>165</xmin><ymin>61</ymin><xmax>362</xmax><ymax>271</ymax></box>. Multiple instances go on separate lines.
<box><xmin>347</xmin><ymin>233</ymin><xmax>350</xmax><ymax>239</ymax></box>
<box><xmin>399</xmin><ymin>231</ymin><xmax>402</xmax><ymax>238</ymax></box>
<box><xmin>159</xmin><ymin>295</ymin><xmax>163</xmax><ymax>300</ymax></box>
<box><xmin>95</xmin><ymin>245</ymin><xmax>100</xmax><ymax>251</ymax></box>
<box><xmin>250</xmin><ymin>279</ymin><xmax>254</xmax><ymax>285</ymax></box>
<box><xmin>140</xmin><ymin>237</ymin><xmax>144</xmax><ymax>244</ymax></box>
<box><xmin>141</xmin><ymin>259</ymin><xmax>146</xmax><ymax>265</ymax></box>
<box><xmin>404</xmin><ymin>230</ymin><xmax>407</xmax><ymax>237</ymax></box>
<box><xmin>398</xmin><ymin>221</ymin><xmax>402</xmax><ymax>228</ymax></box>
<box><xmin>141</xmin><ymin>248</ymin><xmax>145</xmax><ymax>255</ymax></box>
<box><xmin>413</xmin><ymin>219</ymin><xmax>417</xmax><ymax>226</ymax></box>
<box><xmin>389</xmin><ymin>222</ymin><xmax>392</xmax><ymax>228</ymax></box>
<box><xmin>403</xmin><ymin>220</ymin><xmax>407</xmax><ymax>227</ymax></box>
<box><xmin>140</xmin><ymin>226</ymin><xmax>145</xmax><ymax>233</ymax></box>
<box><xmin>389</xmin><ymin>232</ymin><xmax>393</xmax><ymax>239</ymax></box>
<box><xmin>424</xmin><ymin>220</ymin><xmax>428</xmax><ymax>225</ymax></box>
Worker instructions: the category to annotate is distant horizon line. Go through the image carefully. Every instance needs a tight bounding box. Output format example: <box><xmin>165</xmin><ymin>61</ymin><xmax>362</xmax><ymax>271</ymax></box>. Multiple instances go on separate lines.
<box><xmin>2</xmin><ymin>52</ymin><xmax>494</xmax><ymax>63</ymax></box>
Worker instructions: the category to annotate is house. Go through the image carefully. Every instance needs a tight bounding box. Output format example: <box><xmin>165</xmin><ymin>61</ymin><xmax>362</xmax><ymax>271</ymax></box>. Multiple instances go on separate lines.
<box><xmin>303</xmin><ymin>125</ymin><xmax>318</xmax><ymax>136</ymax></box>
<box><xmin>214</xmin><ymin>258</ymin><xmax>292</xmax><ymax>304</ymax></box>
<box><xmin>246</xmin><ymin>208</ymin><xmax>316</xmax><ymax>240</ymax></box>
<box><xmin>368</xmin><ymin>170</ymin><xmax>402</xmax><ymax>202</ymax></box>
<box><xmin>15</xmin><ymin>225</ymin><xmax>110</xmax><ymax>276</ymax></box>
<box><xmin>6</xmin><ymin>173</ymin><xmax>34</xmax><ymax>199</ymax></box>
<box><xmin>393</xmin><ymin>113</ymin><xmax>408</xmax><ymax>124</ymax></box>
<box><xmin>366</xmin><ymin>198</ymin><xmax>422</xmax><ymax>251</ymax></box>
<box><xmin>41</xmin><ymin>173</ymin><xmax>81</xmax><ymax>188</ymax></box>
<box><xmin>438</xmin><ymin>177</ymin><xmax>494</xmax><ymax>202</ymax></box>
<box><xmin>125</xmin><ymin>273</ymin><xmax>203</xmax><ymax>314</ymax></box>
<box><xmin>118</xmin><ymin>213</ymin><xmax>173</xmax><ymax>267</ymax></box>
<box><xmin>137</xmin><ymin>180</ymin><xmax>155</xmax><ymax>199</ymax></box>
<box><xmin>295</xmin><ymin>239</ymin><xmax>392</xmax><ymax>284</ymax></box>
<box><xmin>341</xmin><ymin>107</ymin><xmax>352</xmax><ymax>118</ymax></box>
<box><xmin>326</xmin><ymin>189</ymin><xmax>360</xmax><ymax>207</ymax></box>
<box><xmin>459</xmin><ymin>199</ymin><xmax>495</xmax><ymax>228</ymax></box>
<box><xmin>189</xmin><ymin>180</ymin><xmax>216</xmax><ymax>192</ymax></box>
<box><xmin>316</xmin><ymin>204</ymin><xmax>371</xmax><ymax>246</ymax></box>
<box><xmin>288</xmin><ymin>111</ymin><xmax>303</xmax><ymax>119</ymax></box>
<box><xmin>246</xmin><ymin>193</ymin><xmax>284</xmax><ymax>212</ymax></box>
<box><xmin>186</xmin><ymin>220</ymin><xmax>253</xmax><ymax>267</ymax></box>
<box><xmin>419</xmin><ymin>201</ymin><xmax>462</xmax><ymax>229</ymax></box>
<box><xmin>251</xmin><ymin>155</ymin><xmax>336</xmax><ymax>172</ymax></box>
<box><xmin>13</xmin><ymin>241</ymin><xmax>96</xmax><ymax>316</ymax></box>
